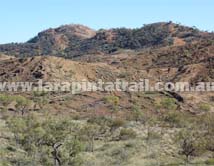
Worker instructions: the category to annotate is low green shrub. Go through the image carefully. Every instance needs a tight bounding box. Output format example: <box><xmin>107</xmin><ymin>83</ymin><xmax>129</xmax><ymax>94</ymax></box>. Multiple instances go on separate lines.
<box><xmin>199</xmin><ymin>103</ymin><xmax>211</xmax><ymax>112</ymax></box>
<box><xmin>119</xmin><ymin>128</ymin><xmax>137</xmax><ymax>140</ymax></box>
<box><xmin>110</xmin><ymin>118</ymin><xmax>126</xmax><ymax>130</ymax></box>
<box><xmin>163</xmin><ymin>111</ymin><xmax>185</xmax><ymax>127</ymax></box>
<box><xmin>205</xmin><ymin>158</ymin><xmax>214</xmax><ymax>165</ymax></box>
<box><xmin>160</xmin><ymin>98</ymin><xmax>177</xmax><ymax>110</ymax></box>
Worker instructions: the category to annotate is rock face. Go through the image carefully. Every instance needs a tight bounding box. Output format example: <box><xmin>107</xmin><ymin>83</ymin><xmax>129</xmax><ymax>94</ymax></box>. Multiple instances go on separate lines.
<box><xmin>0</xmin><ymin>22</ymin><xmax>213</xmax><ymax>114</ymax></box>
<box><xmin>0</xmin><ymin>56</ymin><xmax>118</xmax><ymax>82</ymax></box>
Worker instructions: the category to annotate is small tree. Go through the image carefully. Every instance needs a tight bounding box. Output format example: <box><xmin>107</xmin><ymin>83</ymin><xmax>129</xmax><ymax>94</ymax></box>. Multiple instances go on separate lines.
<box><xmin>14</xmin><ymin>96</ymin><xmax>32</xmax><ymax>115</ymax></box>
<box><xmin>79</xmin><ymin>124</ymin><xmax>100</xmax><ymax>152</ymax></box>
<box><xmin>41</xmin><ymin>118</ymin><xmax>74</xmax><ymax>166</ymax></box>
<box><xmin>199</xmin><ymin>113</ymin><xmax>214</xmax><ymax>151</ymax></box>
<box><xmin>104</xmin><ymin>95</ymin><xmax>120</xmax><ymax>118</ymax></box>
<box><xmin>109</xmin><ymin>118</ymin><xmax>126</xmax><ymax>133</ymax></box>
<box><xmin>180</xmin><ymin>137</ymin><xmax>196</xmax><ymax>163</ymax></box>
<box><xmin>119</xmin><ymin>128</ymin><xmax>137</xmax><ymax>140</ymax></box>
<box><xmin>0</xmin><ymin>94</ymin><xmax>13</xmax><ymax>106</ymax></box>
<box><xmin>176</xmin><ymin>128</ymin><xmax>205</xmax><ymax>164</ymax></box>
<box><xmin>33</xmin><ymin>91</ymin><xmax>49</xmax><ymax>110</ymax></box>
<box><xmin>6</xmin><ymin>114</ymin><xmax>83</xmax><ymax>166</ymax></box>
<box><xmin>131</xmin><ymin>104</ymin><xmax>143</xmax><ymax>122</ymax></box>
<box><xmin>63</xmin><ymin>137</ymin><xmax>83</xmax><ymax>166</ymax></box>
<box><xmin>0</xmin><ymin>94</ymin><xmax>32</xmax><ymax>115</ymax></box>
<box><xmin>160</xmin><ymin>97</ymin><xmax>177</xmax><ymax>110</ymax></box>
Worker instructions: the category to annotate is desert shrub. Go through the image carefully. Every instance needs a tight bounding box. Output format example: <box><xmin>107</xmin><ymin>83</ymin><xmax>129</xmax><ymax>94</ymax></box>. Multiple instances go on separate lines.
<box><xmin>119</xmin><ymin>128</ymin><xmax>137</xmax><ymax>140</ymax></box>
<box><xmin>162</xmin><ymin>111</ymin><xmax>186</xmax><ymax>127</ymax></box>
<box><xmin>176</xmin><ymin>129</ymin><xmax>206</xmax><ymax>163</ymax></box>
<box><xmin>6</xmin><ymin>114</ymin><xmax>83</xmax><ymax>166</ymax></box>
<box><xmin>0</xmin><ymin>94</ymin><xmax>13</xmax><ymax>106</ymax></box>
<box><xmin>103</xmin><ymin>95</ymin><xmax>120</xmax><ymax>118</ymax></box>
<box><xmin>32</xmin><ymin>91</ymin><xmax>49</xmax><ymax>107</ymax></box>
<box><xmin>33</xmin><ymin>91</ymin><xmax>48</xmax><ymax>97</ymax></box>
<box><xmin>103</xmin><ymin>95</ymin><xmax>119</xmax><ymax>106</ymax></box>
<box><xmin>131</xmin><ymin>104</ymin><xmax>144</xmax><ymax>122</ymax></box>
<box><xmin>111</xmin><ymin>148</ymin><xmax>130</xmax><ymax>164</ymax></box>
<box><xmin>160</xmin><ymin>98</ymin><xmax>177</xmax><ymax>110</ymax></box>
<box><xmin>198</xmin><ymin>113</ymin><xmax>214</xmax><ymax>151</ymax></box>
<box><xmin>199</xmin><ymin>103</ymin><xmax>211</xmax><ymax>112</ymax></box>
<box><xmin>206</xmin><ymin>138</ymin><xmax>214</xmax><ymax>152</ymax></box>
<box><xmin>201</xmin><ymin>113</ymin><xmax>214</xmax><ymax>134</ymax></box>
<box><xmin>147</xmin><ymin>130</ymin><xmax>161</xmax><ymax>141</ymax></box>
<box><xmin>184</xmin><ymin>49</ymin><xmax>192</xmax><ymax>57</ymax></box>
<box><xmin>0</xmin><ymin>94</ymin><xmax>32</xmax><ymax>115</ymax></box>
<box><xmin>118</xmin><ymin>72</ymin><xmax>128</xmax><ymax>78</ymax></box>
<box><xmin>87</xmin><ymin>116</ymin><xmax>112</xmax><ymax>126</ymax></box>
<box><xmin>79</xmin><ymin>124</ymin><xmax>100</xmax><ymax>152</ymax></box>
<box><xmin>205</xmin><ymin>158</ymin><xmax>214</xmax><ymax>165</ymax></box>
<box><xmin>14</xmin><ymin>96</ymin><xmax>32</xmax><ymax>115</ymax></box>
<box><xmin>110</xmin><ymin>118</ymin><xmax>126</xmax><ymax>132</ymax></box>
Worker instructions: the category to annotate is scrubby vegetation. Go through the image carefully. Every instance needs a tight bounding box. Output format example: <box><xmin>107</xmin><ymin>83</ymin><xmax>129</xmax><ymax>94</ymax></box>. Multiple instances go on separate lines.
<box><xmin>1</xmin><ymin>97</ymin><xmax>214</xmax><ymax>166</ymax></box>
<box><xmin>0</xmin><ymin>22</ymin><xmax>214</xmax><ymax>166</ymax></box>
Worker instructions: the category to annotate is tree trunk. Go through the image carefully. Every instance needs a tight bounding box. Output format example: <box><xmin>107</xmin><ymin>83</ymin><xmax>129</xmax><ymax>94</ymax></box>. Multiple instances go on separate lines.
<box><xmin>52</xmin><ymin>143</ymin><xmax>62</xmax><ymax>166</ymax></box>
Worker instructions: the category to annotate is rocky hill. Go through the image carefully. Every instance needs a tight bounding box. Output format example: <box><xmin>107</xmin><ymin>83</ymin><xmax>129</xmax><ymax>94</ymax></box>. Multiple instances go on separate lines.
<box><xmin>1</xmin><ymin>22</ymin><xmax>214</xmax><ymax>166</ymax></box>
<box><xmin>0</xmin><ymin>22</ymin><xmax>213</xmax><ymax>58</ymax></box>
<box><xmin>0</xmin><ymin>56</ymin><xmax>117</xmax><ymax>82</ymax></box>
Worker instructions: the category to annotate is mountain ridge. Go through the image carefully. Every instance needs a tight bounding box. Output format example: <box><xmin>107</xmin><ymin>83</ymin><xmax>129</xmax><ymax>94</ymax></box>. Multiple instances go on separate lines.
<box><xmin>0</xmin><ymin>21</ymin><xmax>213</xmax><ymax>58</ymax></box>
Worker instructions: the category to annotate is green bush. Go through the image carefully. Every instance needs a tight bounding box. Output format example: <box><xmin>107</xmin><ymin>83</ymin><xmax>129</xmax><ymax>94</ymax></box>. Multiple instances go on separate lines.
<box><xmin>110</xmin><ymin>118</ymin><xmax>126</xmax><ymax>131</ymax></box>
<box><xmin>131</xmin><ymin>105</ymin><xmax>144</xmax><ymax>122</ymax></box>
<box><xmin>176</xmin><ymin>129</ymin><xmax>206</xmax><ymax>163</ymax></box>
<box><xmin>103</xmin><ymin>95</ymin><xmax>120</xmax><ymax>118</ymax></box>
<box><xmin>163</xmin><ymin>111</ymin><xmax>185</xmax><ymax>127</ymax></box>
<box><xmin>6</xmin><ymin>114</ymin><xmax>83</xmax><ymax>166</ymax></box>
<box><xmin>0</xmin><ymin>94</ymin><xmax>13</xmax><ymax>106</ymax></box>
<box><xmin>87</xmin><ymin>116</ymin><xmax>112</xmax><ymax>126</ymax></box>
<box><xmin>160</xmin><ymin>98</ymin><xmax>177</xmax><ymax>110</ymax></box>
<box><xmin>119</xmin><ymin>128</ymin><xmax>137</xmax><ymax>140</ymax></box>
<box><xmin>199</xmin><ymin>103</ymin><xmax>211</xmax><ymax>112</ymax></box>
<box><xmin>205</xmin><ymin>158</ymin><xmax>214</xmax><ymax>165</ymax></box>
<box><xmin>103</xmin><ymin>95</ymin><xmax>119</xmax><ymax>106</ymax></box>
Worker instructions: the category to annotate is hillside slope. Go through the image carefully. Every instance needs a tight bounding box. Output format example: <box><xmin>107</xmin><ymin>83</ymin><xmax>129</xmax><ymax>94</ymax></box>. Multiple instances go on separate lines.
<box><xmin>0</xmin><ymin>22</ymin><xmax>213</xmax><ymax>58</ymax></box>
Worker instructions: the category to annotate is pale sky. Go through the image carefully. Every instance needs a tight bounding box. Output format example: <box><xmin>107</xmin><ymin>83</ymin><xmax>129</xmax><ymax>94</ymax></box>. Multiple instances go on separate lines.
<box><xmin>0</xmin><ymin>0</ymin><xmax>213</xmax><ymax>44</ymax></box>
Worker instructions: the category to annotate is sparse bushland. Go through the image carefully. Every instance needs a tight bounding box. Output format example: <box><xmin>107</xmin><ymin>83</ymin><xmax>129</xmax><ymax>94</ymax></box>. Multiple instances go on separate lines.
<box><xmin>5</xmin><ymin>114</ymin><xmax>84</xmax><ymax>166</ymax></box>
<box><xmin>79</xmin><ymin>123</ymin><xmax>100</xmax><ymax>152</ymax></box>
<box><xmin>176</xmin><ymin>128</ymin><xmax>206</xmax><ymax>164</ymax></box>
<box><xmin>172</xmin><ymin>112</ymin><xmax>214</xmax><ymax>165</ymax></box>
<box><xmin>161</xmin><ymin>111</ymin><xmax>190</xmax><ymax>128</ymax></box>
<box><xmin>199</xmin><ymin>113</ymin><xmax>214</xmax><ymax>152</ymax></box>
<box><xmin>1</xmin><ymin>90</ymin><xmax>214</xmax><ymax>166</ymax></box>
<box><xmin>0</xmin><ymin>21</ymin><xmax>214</xmax><ymax>166</ymax></box>
<box><xmin>1</xmin><ymin>107</ymin><xmax>214</xmax><ymax>166</ymax></box>
<box><xmin>0</xmin><ymin>94</ymin><xmax>33</xmax><ymax>115</ymax></box>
